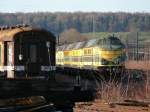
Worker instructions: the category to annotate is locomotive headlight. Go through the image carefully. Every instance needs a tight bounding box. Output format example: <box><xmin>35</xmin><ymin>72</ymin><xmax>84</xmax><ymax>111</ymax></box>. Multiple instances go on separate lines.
<box><xmin>19</xmin><ymin>54</ymin><xmax>23</xmax><ymax>61</ymax></box>
<box><xmin>115</xmin><ymin>58</ymin><xmax>120</xmax><ymax>64</ymax></box>
<box><xmin>113</xmin><ymin>68</ymin><xmax>116</xmax><ymax>71</ymax></box>
<box><xmin>115</xmin><ymin>59</ymin><xmax>119</xmax><ymax>64</ymax></box>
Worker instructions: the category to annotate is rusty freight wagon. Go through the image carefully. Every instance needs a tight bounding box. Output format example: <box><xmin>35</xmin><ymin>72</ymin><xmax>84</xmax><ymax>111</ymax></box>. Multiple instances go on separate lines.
<box><xmin>0</xmin><ymin>25</ymin><xmax>56</xmax><ymax>79</ymax></box>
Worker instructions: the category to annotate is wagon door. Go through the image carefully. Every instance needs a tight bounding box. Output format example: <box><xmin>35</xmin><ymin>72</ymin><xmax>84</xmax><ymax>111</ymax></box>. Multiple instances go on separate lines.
<box><xmin>25</xmin><ymin>42</ymin><xmax>41</xmax><ymax>76</ymax></box>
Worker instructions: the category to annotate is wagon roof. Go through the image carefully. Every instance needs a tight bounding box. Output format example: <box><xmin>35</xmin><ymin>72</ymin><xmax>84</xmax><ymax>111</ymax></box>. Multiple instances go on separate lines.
<box><xmin>0</xmin><ymin>26</ymin><xmax>55</xmax><ymax>41</ymax></box>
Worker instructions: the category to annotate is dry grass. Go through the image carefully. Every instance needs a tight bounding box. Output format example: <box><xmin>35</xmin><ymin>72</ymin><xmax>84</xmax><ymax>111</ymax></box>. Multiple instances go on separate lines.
<box><xmin>75</xmin><ymin>70</ymin><xmax>150</xmax><ymax>112</ymax></box>
<box><xmin>96</xmin><ymin>70</ymin><xmax>150</xmax><ymax>103</ymax></box>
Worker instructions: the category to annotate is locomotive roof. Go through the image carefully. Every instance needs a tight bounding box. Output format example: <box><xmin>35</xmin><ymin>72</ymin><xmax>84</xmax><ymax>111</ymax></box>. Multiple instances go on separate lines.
<box><xmin>57</xmin><ymin>36</ymin><xmax>123</xmax><ymax>51</ymax></box>
<box><xmin>56</xmin><ymin>44</ymin><xmax>67</xmax><ymax>51</ymax></box>
<box><xmin>0</xmin><ymin>25</ymin><xmax>55</xmax><ymax>41</ymax></box>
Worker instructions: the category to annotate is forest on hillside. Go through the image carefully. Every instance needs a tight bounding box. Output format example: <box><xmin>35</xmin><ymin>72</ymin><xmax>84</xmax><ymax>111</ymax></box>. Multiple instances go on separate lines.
<box><xmin>0</xmin><ymin>12</ymin><xmax>150</xmax><ymax>35</ymax></box>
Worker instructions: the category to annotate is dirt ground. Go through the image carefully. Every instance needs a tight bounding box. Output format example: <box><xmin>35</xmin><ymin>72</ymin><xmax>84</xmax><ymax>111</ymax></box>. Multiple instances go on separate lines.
<box><xmin>125</xmin><ymin>61</ymin><xmax>150</xmax><ymax>70</ymax></box>
<box><xmin>74</xmin><ymin>100</ymin><xmax>150</xmax><ymax>112</ymax></box>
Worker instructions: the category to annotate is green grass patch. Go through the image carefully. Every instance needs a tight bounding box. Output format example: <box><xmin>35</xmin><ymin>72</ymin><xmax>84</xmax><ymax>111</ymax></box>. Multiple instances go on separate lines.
<box><xmin>82</xmin><ymin>32</ymin><xmax>150</xmax><ymax>43</ymax></box>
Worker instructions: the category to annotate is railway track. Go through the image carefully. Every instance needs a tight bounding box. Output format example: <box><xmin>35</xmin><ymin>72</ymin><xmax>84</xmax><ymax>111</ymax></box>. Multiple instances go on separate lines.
<box><xmin>0</xmin><ymin>102</ymin><xmax>52</xmax><ymax>112</ymax></box>
<box><xmin>18</xmin><ymin>103</ymin><xmax>55</xmax><ymax>112</ymax></box>
<box><xmin>0</xmin><ymin>103</ymin><xmax>73</xmax><ymax>112</ymax></box>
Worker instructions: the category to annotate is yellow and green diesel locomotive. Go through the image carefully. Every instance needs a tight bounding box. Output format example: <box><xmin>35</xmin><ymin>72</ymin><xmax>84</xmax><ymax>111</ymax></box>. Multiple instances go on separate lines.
<box><xmin>56</xmin><ymin>36</ymin><xmax>126</xmax><ymax>73</ymax></box>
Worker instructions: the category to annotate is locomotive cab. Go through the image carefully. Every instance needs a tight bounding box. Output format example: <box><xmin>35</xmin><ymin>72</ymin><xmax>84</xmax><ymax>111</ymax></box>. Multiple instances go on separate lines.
<box><xmin>0</xmin><ymin>25</ymin><xmax>56</xmax><ymax>79</ymax></box>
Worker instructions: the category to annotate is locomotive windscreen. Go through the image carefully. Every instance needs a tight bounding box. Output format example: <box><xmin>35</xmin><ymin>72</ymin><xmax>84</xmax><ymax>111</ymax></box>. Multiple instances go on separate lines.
<box><xmin>99</xmin><ymin>37</ymin><xmax>125</xmax><ymax>50</ymax></box>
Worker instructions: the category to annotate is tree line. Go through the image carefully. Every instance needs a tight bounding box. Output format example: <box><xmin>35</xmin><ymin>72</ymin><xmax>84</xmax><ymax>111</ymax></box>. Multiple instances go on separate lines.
<box><xmin>0</xmin><ymin>12</ymin><xmax>150</xmax><ymax>35</ymax></box>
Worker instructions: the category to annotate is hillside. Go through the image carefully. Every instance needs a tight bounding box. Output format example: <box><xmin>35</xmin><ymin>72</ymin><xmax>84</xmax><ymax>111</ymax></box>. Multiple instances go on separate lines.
<box><xmin>0</xmin><ymin>12</ymin><xmax>150</xmax><ymax>35</ymax></box>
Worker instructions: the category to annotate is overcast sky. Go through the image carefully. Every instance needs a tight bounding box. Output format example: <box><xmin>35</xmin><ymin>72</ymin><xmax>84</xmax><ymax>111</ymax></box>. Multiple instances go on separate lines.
<box><xmin>0</xmin><ymin>0</ymin><xmax>150</xmax><ymax>13</ymax></box>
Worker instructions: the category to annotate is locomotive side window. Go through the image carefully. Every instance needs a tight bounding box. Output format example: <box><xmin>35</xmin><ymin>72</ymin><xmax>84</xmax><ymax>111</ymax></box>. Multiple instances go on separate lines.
<box><xmin>29</xmin><ymin>44</ymin><xmax>37</xmax><ymax>63</ymax></box>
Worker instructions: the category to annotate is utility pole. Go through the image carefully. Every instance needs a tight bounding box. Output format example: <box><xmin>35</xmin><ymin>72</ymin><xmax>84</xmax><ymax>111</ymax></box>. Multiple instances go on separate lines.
<box><xmin>57</xmin><ymin>15</ymin><xmax>60</xmax><ymax>46</ymax></box>
<box><xmin>57</xmin><ymin>34</ymin><xmax>59</xmax><ymax>46</ymax></box>
<box><xmin>92</xmin><ymin>15</ymin><xmax>95</xmax><ymax>38</ymax></box>
<box><xmin>136</xmin><ymin>32</ymin><xmax>139</xmax><ymax>61</ymax></box>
